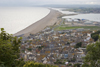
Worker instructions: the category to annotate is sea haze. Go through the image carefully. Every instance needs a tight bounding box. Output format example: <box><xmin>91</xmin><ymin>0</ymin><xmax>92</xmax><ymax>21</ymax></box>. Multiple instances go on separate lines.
<box><xmin>0</xmin><ymin>7</ymin><xmax>50</xmax><ymax>34</ymax></box>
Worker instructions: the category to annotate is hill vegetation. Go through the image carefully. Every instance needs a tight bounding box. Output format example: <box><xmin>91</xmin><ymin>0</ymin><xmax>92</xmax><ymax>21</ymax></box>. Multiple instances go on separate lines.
<box><xmin>82</xmin><ymin>41</ymin><xmax>100</xmax><ymax>67</ymax></box>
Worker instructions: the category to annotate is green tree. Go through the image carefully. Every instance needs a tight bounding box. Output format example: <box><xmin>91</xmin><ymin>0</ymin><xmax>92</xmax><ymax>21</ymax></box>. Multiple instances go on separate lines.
<box><xmin>73</xmin><ymin>63</ymin><xmax>81</xmax><ymax>67</ymax></box>
<box><xmin>92</xmin><ymin>34</ymin><xmax>99</xmax><ymax>41</ymax></box>
<box><xmin>23</xmin><ymin>61</ymin><xmax>58</xmax><ymax>67</ymax></box>
<box><xmin>75</xmin><ymin>42</ymin><xmax>82</xmax><ymax>48</ymax></box>
<box><xmin>82</xmin><ymin>63</ymin><xmax>89</xmax><ymax>67</ymax></box>
<box><xmin>0</xmin><ymin>28</ymin><xmax>22</xmax><ymax>67</ymax></box>
<box><xmin>82</xmin><ymin>42</ymin><xmax>100</xmax><ymax>67</ymax></box>
<box><xmin>67</xmin><ymin>63</ymin><xmax>72</xmax><ymax>66</ymax></box>
<box><xmin>91</xmin><ymin>30</ymin><xmax>100</xmax><ymax>41</ymax></box>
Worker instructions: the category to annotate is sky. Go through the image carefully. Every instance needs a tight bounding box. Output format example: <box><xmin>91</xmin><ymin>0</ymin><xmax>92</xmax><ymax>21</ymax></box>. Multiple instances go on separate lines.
<box><xmin>0</xmin><ymin>0</ymin><xmax>100</xmax><ymax>6</ymax></box>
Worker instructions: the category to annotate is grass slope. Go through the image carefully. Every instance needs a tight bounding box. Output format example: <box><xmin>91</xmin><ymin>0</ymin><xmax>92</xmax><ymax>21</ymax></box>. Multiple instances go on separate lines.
<box><xmin>55</xmin><ymin>26</ymin><xmax>100</xmax><ymax>30</ymax></box>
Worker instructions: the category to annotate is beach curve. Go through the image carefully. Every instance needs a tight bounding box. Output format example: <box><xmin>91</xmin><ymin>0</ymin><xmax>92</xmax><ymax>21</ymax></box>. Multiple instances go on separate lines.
<box><xmin>14</xmin><ymin>9</ymin><xmax>62</xmax><ymax>36</ymax></box>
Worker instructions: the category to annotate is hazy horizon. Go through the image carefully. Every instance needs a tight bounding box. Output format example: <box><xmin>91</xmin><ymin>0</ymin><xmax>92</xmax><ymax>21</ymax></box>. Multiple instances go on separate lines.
<box><xmin>0</xmin><ymin>0</ymin><xmax>100</xmax><ymax>7</ymax></box>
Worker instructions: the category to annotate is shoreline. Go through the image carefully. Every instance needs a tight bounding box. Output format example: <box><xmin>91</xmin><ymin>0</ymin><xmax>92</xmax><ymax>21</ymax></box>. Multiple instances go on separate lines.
<box><xmin>14</xmin><ymin>9</ymin><xmax>62</xmax><ymax>36</ymax></box>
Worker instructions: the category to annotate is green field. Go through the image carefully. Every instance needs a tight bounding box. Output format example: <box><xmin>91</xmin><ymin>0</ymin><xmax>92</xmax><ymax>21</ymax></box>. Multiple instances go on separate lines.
<box><xmin>55</xmin><ymin>26</ymin><xmax>100</xmax><ymax>30</ymax></box>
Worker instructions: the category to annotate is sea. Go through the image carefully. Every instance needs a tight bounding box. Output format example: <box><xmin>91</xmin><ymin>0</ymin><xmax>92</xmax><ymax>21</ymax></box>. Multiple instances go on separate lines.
<box><xmin>0</xmin><ymin>7</ymin><xmax>50</xmax><ymax>34</ymax></box>
<box><xmin>52</xmin><ymin>8</ymin><xmax>100</xmax><ymax>22</ymax></box>
<box><xmin>62</xmin><ymin>14</ymin><xmax>100</xmax><ymax>22</ymax></box>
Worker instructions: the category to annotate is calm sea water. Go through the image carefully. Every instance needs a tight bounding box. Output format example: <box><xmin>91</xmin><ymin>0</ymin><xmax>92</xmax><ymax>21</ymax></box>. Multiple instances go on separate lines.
<box><xmin>0</xmin><ymin>7</ymin><xmax>50</xmax><ymax>34</ymax></box>
<box><xmin>63</xmin><ymin>14</ymin><xmax>100</xmax><ymax>22</ymax></box>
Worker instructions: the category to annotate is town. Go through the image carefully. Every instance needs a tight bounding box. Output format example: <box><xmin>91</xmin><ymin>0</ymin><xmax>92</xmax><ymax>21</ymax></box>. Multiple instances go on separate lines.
<box><xmin>19</xmin><ymin>18</ymin><xmax>100</xmax><ymax>67</ymax></box>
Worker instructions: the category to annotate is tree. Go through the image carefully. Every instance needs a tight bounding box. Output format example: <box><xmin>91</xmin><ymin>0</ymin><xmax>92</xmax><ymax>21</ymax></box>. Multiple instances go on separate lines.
<box><xmin>91</xmin><ymin>30</ymin><xmax>100</xmax><ymax>41</ymax></box>
<box><xmin>75</xmin><ymin>42</ymin><xmax>82</xmax><ymax>48</ymax></box>
<box><xmin>67</xmin><ymin>63</ymin><xmax>72</xmax><ymax>66</ymax></box>
<box><xmin>82</xmin><ymin>63</ymin><xmax>89</xmax><ymax>67</ymax></box>
<box><xmin>92</xmin><ymin>34</ymin><xmax>99</xmax><ymax>41</ymax></box>
<box><xmin>82</xmin><ymin>42</ymin><xmax>100</xmax><ymax>67</ymax></box>
<box><xmin>73</xmin><ymin>63</ymin><xmax>81</xmax><ymax>67</ymax></box>
<box><xmin>23</xmin><ymin>61</ymin><xmax>58</xmax><ymax>67</ymax></box>
<box><xmin>0</xmin><ymin>28</ymin><xmax>22</xmax><ymax>67</ymax></box>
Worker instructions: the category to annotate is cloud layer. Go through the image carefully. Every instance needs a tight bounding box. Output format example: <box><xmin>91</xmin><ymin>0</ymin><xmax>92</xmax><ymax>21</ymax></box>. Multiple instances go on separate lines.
<box><xmin>0</xmin><ymin>0</ymin><xmax>100</xmax><ymax>6</ymax></box>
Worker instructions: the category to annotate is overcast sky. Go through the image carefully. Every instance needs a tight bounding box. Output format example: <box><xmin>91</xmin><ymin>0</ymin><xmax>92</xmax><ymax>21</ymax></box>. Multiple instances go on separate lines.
<box><xmin>0</xmin><ymin>0</ymin><xmax>100</xmax><ymax>6</ymax></box>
